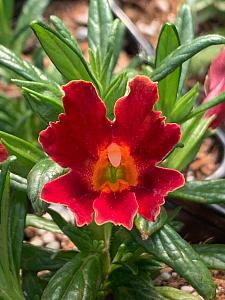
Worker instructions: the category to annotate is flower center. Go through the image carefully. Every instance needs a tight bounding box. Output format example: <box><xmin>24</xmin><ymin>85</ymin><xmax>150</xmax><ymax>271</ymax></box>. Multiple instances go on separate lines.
<box><xmin>92</xmin><ymin>143</ymin><xmax>138</xmax><ymax>192</ymax></box>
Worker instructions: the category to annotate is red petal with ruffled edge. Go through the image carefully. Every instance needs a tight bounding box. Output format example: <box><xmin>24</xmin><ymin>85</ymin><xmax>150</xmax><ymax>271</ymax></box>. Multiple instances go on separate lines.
<box><xmin>113</xmin><ymin>76</ymin><xmax>181</xmax><ymax>164</ymax></box>
<box><xmin>135</xmin><ymin>166</ymin><xmax>185</xmax><ymax>221</ymax></box>
<box><xmin>93</xmin><ymin>191</ymin><xmax>138</xmax><ymax>230</ymax></box>
<box><xmin>0</xmin><ymin>143</ymin><xmax>8</xmax><ymax>162</ymax></box>
<box><xmin>41</xmin><ymin>171</ymin><xmax>98</xmax><ymax>226</ymax></box>
<box><xmin>39</xmin><ymin>81</ymin><xmax>112</xmax><ymax>170</ymax></box>
<box><xmin>208</xmin><ymin>47</ymin><xmax>225</xmax><ymax>91</ymax></box>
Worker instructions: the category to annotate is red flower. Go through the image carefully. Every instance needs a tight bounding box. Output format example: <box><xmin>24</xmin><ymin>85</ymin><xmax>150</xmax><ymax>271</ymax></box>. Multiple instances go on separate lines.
<box><xmin>39</xmin><ymin>76</ymin><xmax>184</xmax><ymax>230</ymax></box>
<box><xmin>203</xmin><ymin>48</ymin><xmax>225</xmax><ymax>128</ymax></box>
<box><xmin>0</xmin><ymin>143</ymin><xmax>8</xmax><ymax>162</ymax></box>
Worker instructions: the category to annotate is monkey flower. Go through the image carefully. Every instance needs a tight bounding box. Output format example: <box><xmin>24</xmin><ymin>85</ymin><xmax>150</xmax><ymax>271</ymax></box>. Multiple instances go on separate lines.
<box><xmin>203</xmin><ymin>48</ymin><xmax>225</xmax><ymax>128</ymax></box>
<box><xmin>39</xmin><ymin>76</ymin><xmax>184</xmax><ymax>230</ymax></box>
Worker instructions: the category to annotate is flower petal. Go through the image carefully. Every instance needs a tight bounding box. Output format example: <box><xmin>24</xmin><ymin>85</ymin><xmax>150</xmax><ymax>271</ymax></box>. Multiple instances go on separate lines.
<box><xmin>39</xmin><ymin>80</ymin><xmax>112</xmax><ymax>170</ymax></box>
<box><xmin>208</xmin><ymin>47</ymin><xmax>225</xmax><ymax>91</ymax></box>
<box><xmin>203</xmin><ymin>77</ymin><xmax>225</xmax><ymax>128</ymax></box>
<box><xmin>93</xmin><ymin>191</ymin><xmax>138</xmax><ymax>230</ymax></box>
<box><xmin>113</xmin><ymin>75</ymin><xmax>181</xmax><ymax>163</ymax></box>
<box><xmin>41</xmin><ymin>171</ymin><xmax>97</xmax><ymax>226</ymax></box>
<box><xmin>135</xmin><ymin>166</ymin><xmax>184</xmax><ymax>221</ymax></box>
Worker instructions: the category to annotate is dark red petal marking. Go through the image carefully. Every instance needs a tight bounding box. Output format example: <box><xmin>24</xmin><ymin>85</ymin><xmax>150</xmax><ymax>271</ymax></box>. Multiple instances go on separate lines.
<box><xmin>41</xmin><ymin>171</ymin><xmax>97</xmax><ymax>226</ymax></box>
<box><xmin>39</xmin><ymin>80</ymin><xmax>112</xmax><ymax>170</ymax></box>
<box><xmin>135</xmin><ymin>166</ymin><xmax>184</xmax><ymax>221</ymax></box>
<box><xmin>113</xmin><ymin>75</ymin><xmax>181</xmax><ymax>164</ymax></box>
<box><xmin>93</xmin><ymin>191</ymin><xmax>138</xmax><ymax>230</ymax></box>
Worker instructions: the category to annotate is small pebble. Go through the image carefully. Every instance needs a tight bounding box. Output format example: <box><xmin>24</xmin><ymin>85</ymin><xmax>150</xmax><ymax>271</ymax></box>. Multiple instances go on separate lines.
<box><xmin>161</xmin><ymin>272</ymin><xmax>171</xmax><ymax>281</ymax></box>
<box><xmin>30</xmin><ymin>236</ymin><xmax>44</xmax><ymax>247</ymax></box>
<box><xmin>171</xmin><ymin>272</ymin><xmax>177</xmax><ymax>278</ymax></box>
<box><xmin>181</xmin><ymin>285</ymin><xmax>194</xmax><ymax>293</ymax></box>
<box><xmin>42</xmin><ymin>232</ymin><xmax>55</xmax><ymax>244</ymax></box>
<box><xmin>46</xmin><ymin>241</ymin><xmax>60</xmax><ymax>249</ymax></box>
<box><xmin>37</xmin><ymin>229</ymin><xmax>46</xmax><ymax>235</ymax></box>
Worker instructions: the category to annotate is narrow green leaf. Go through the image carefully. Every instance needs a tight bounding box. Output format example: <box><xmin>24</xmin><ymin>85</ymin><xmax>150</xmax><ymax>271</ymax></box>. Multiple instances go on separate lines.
<box><xmin>156</xmin><ymin>286</ymin><xmax>199</xmax><ymax>300</ymax></box>
<box><xmin>135</xmin><ymin>208</ymin><xmax>167</xmax><ymax>240</ymax></box>
<box><xmin>88</xmin><ymin>0</ymin><xmax>113</xmax><ymax>59</ymax></box>
<box><xmin>23</xmin><ymin>88</ymin><xmax>63</xmax><ymax>123</ymax></box>
<box><xmin>31</xmin><ymin>21</ymin><xmax>100</xmax><ymax>89</ymax></box>
<box><xmin>165</xmin><ymin>115</ymin><xmax>212</xmax><ymax>171</ymax></box>
<box><xmin>193</xmin><ymin>244</ymin><xmax>225</xmax><ymax>271</ymax></box>
<box><xmin>104</xmin><ymin>72</ymin><xmax>128</xmax><ymax>119</ymax></box>
<box><xmin>27</xmin><ymin>158</ymin><xmax>66</xmax><ymax>215</ymax></box>
<box><xmin>48</xmin><ymin>208</ymin><xmax>93</xmax><ymax>252</ymax></box>
<box><xmin>155</xmin><ymin>23</ymin><xmax>181</xmax><ymax>116</ymax></box>
<box><xmin>0</xmin><ymin>45</ymin><xmax>50</xmax><ymax>81</ymax></box>
<box><xmin>0</xmin><ymin>0</ymin><xmax>12</xmax><ymax>46</ymax></box>
<box><xmin>50</xmin><ymin>15</ymin><xmax>82</xmax><ymax>55</ymax></box>
<box><xmin>170</xmin><ymin>179</ymin><xmax>225</xmax><ymax>204</ymax></box>
<box><xmin>3</xmin><ymin>0</ymin><xmax>14</xmax><ymax>23</ymax></box>
<box><xmin>169</xmin><ymin>83</ymin><xmax>199</xmax><ymax>123</ymax></box>
<box><xmin>0</xmin><ymin>131</ymin><xmax>45</xmax><ymax>176</ymax></box>
<box><xmin>22</xmin><ymin>243</ymin><xmax>76</xmax><ymax>272</ymax></box>
<box><xmin>151</xmin><ymin>35</ymin><xmax>225</xmax><ymax>82</ymax></box>
<box><xmin>22</xmin><ymin>271</ymin><xmax>45</xmax><ymax>300</ymax></box>
<box><xmin>176</xmin><ymin>4</ymin><xmax>194</xmax><ymax>94</ymax></box>
<box><xmin>133</xmin><ymin>224</ymin><xmax>216</xmax><ymax>300</ymax></box>
<box><xmin>26</xmin><ymin>214</ymin><xmax>62</xmax><ymax>233</ymax></box>
<box><xmin>42</xmin><ymin>253</ymin><xmax>103</xmax><ymax>300</ymax></box>
<box><xmin>13</xmin><ymin>0</ymin><xmax>50</xmax><ymax>53</ymax></box>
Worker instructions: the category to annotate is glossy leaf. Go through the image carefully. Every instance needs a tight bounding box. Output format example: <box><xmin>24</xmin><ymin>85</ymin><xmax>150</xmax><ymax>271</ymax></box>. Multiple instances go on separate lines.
<box><xmin>42</xmin><ymin>253</ymin><xmax>103</xmax><ymax>300</ymax></box>
<box><xmin>156</xmin><ymin>287</ymin><xmax>199</xmax><ymax>300</ymax></box>
<box><xmin>48</xmin><ymin>208</ymin><xmax>94</xmax><ymax>252</ymax></box>
<box><xmin>135</xmin><ymin>208</ymin><xmax>167</xmax><ymax>240</ymax></box>
<box><xmin>23</xmin><ymin>88</ymin><xmax>63</xmax><ymax>123</ymax></box>
<box><xmin>176</xmin><ymin>4</ymin><xmax>194</xmax><ymax>94</ymax></box>
<box><xmin>151</xmin><ymin>35</ymin><xmax>225</xmax><ymax>82</ymax></box>
<box><xmin>0</xmin><ymin>45</ymin><xmax>50</xmax><ymax>81</ymax></box>
<box><xmin>0</xmin><ymin>131</ymin><xmax>45</xmax><ymax>176</ymax></box>
<box><xmin>104</xmin><ymin>72</ymin><xmax>128</xmax><ymax>119</ymax></box>
<box><xmin>165</xmin><ymin>115</ymin><xmax>212</xmax><ymax>171</ymax></box>
<box><xmin>22</xmin><ymin>271</ymin><xmax>45</xmax><ymax>300</ymax></box>
<box><xmin>169</xmin><ymin>83</ymin><xmax>199</xmax><ymax>123</ymax></box>
<box><xmin>171</xmin><ymin>179</ymin><xmax>225</xmax><ymax>204</ymax></box>
<box><xmin>88</xmin><ymin>0</ymin><xmax>113</xmax><ymax>59</ymax></box>
<box><xmin>0</xmin><ymin>160</ymin><xmax>25</xmax><ymax>300</ymax></box>
<box><xmin>155</xmin><ymin>23</ymin><xmax>181</xmax><ymax>116</ymax></box>
<box><xmin>133</xmin><ymin>224</ymin><xmax>216</xmax><ymax>300</ymax></box>
<box><xmin>31</xmin><ymin>21</ymin><xmax>99</xmax><ymax>88</ymax></box>
<box><xmin>22</xmin><ymin>243</ymin><xmax>76</xmax><ymax>272</ymax></box>
<box><xmin>14</xmin><ymin>0</ymin><xmax>50</xmax><ymax>52</ymax></box>
<box><xmin>27</xmin><ymin>158</ymin><xmax>66</xmax><ymax>215</ymax></box>
<box><xmin>193</xmin><ymin>244</ymin><xmax>225</xmax><ymax>271</ymax></box>
<box><xmin>50</xmin><ymin>15</ymin><xmax>82</xmax><ymax>55</ymax></box>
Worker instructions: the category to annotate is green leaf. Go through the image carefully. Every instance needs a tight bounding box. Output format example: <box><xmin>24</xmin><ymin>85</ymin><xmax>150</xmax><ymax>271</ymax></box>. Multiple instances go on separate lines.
<box><xmin>27</xmin><ymin>158</ymin><xmax>66</xmax><ymax>215</ymax></box>
<box><xmin>104</xmin><ymin>72</ymin><xmax>128</xmax><ymax>119</ymax></box>
<box><xmin>151</xmin><ymin>34</ymin><xmax>225</xmax><ymax>82</ymax></box>
<box><xmin>0</xmin><ymin>45</ymin><xmax>50</xmax><ymax>81</ymax></box>
<box><xmin>110</xmin><ymin>267</ymin><xmax>164</xmax><ymax>300</ymax></box>
<box><xmin>88</xmin><ymin>0</ymin><xmax>113</xmax><ymax>59</ymax></box>
<box><xmin>0</xmin><ymin>160</ymin><xmax>25</xmax><ymax>300</ymax></box>
<box><xmin>176</xmin><ymin>4</ymin><xmax>194</xmax><ymax>94</ymax></box>
<box><xmin>23</xmin><ymin>87</ymin><xmax>63</xmax><ymax>123</ymax></box>
<box><xmin>193</xmin><ymin>244</ymin><xmax>225</xmax><ymax>271</ymax></box>
<box><xmin>22</xmin><ymin>243</ymin><xmax>76</xmax><ymax>272</ymax></box>
<box><xmin>26</xmin><ymin>214</ymin><xmax>61</xmax><ymax>233</ymax></box>
<box><xmin>50</xmin><ymin>15</ymin><xmax>82</xmax><ymax>55</ymax></box>
<box><xmin>42</xmin><ymin>253</ymin><xmax>103</xmax><ymax>300</ymax></box>
<box><xmin>3</xmin><ymin>0</ymin><xmax>14</xmax><ymax>23</ymax></box>
<box><xmin>31</xmin><ymin>21</ymin><xmax>100</xmax><ymax>89</ymax></box>
<box><xmin>48</xmin><ymin>208</ymin><xmax>94</xmax><ymax>252</ymax></box>
<box><xmin>156</xmin><ymin>286</ymin><xmax>199</xmax><ymax>300</ymax></box>
<box><xmin>155</xmin><ymin>23</ymin><xmax>181</xmax><ymax>116</ymax></box>
<box><xmin>169</xmin><ymin>83</ymin><xmax>199</xmax><ymax>123</ymax></box>
<box><xmin>22</xmin><ymin>271</ymin><xmax>45</xmax><ymax>300</ymax></box>
<box><xmin>171</xmin><ymin>179</ymin><xmax>225</xmax><ymax>204</ymax></box>
<box><xmin>0</xmin><ymin>131</ymin><xmax>45</xmax><ymax>176</ymax></box>
<box><xmin>135</xmin><ymin>208</ymin><xmax>167</xmax><ymax>240</ymax></box>
<box><xmin>0</xmin><ymin>0</ymin><xmax>12</xmax><ymax>47</ymax></box>
<box><xmin>133</xmin><ymin>224</ymin><xmax>216</xmax><ymax>300</ymax></box>
<box><xmin>13</xmin><ymin>0</ymin><xmax>50</xmax><ymax>53</ymax></box>
<box><xmin>100</xmin><ymin>19</ymin><xmax>125</xmax><ymax>86</ymax></box>
<box><xmin>165</xmin><ymin>115</ymin><xmax>212</xmax><ymax>171</ymax></box>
